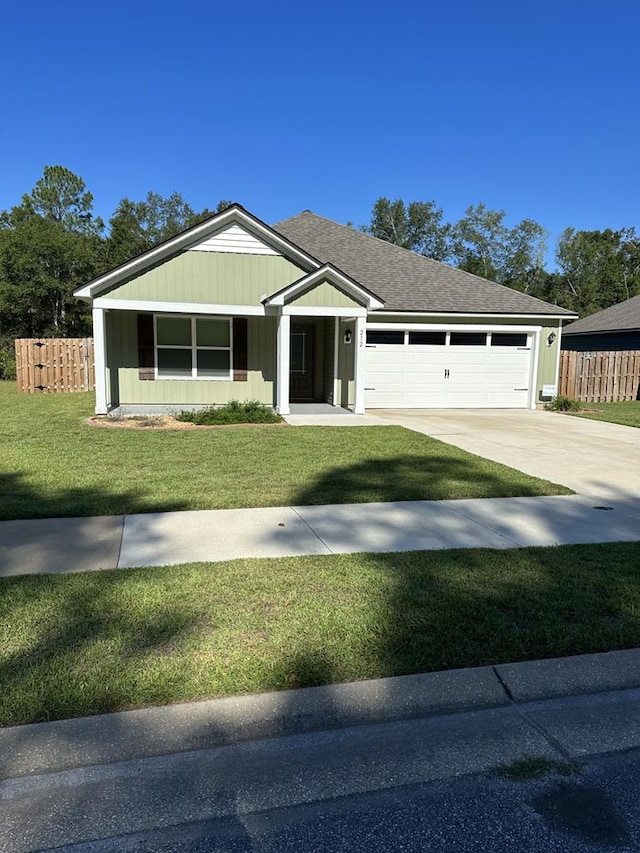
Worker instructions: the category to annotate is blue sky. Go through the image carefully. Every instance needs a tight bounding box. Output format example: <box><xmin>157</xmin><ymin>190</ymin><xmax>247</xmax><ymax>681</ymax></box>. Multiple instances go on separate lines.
<box><xmin>2</xmin><ymin>0</ymin><xmax>639</xmax><ymax>264</ymax></box>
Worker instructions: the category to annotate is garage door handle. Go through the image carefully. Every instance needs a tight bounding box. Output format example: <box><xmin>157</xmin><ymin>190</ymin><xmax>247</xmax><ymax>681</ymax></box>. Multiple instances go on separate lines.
<box><xmin>514</xmin><ymin>388</ymin><xmax>528</xmax><ymax>391</ymax></box>
<box><xmin>444</xmin><ymin>369</ymin><xmax>450</xmax><ymax>379</ymax></box>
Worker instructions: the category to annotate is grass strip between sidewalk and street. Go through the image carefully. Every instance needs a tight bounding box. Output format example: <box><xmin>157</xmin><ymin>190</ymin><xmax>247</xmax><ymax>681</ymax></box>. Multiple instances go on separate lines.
<box><xmin>1</xmin><ymin>541</ymin><xmax>639</xmax><ymax>728</ymax></box>
<box><xmin>0</xmin><ymin>382</ymin><xmax>570</xmax><ymax>520</ymax></box>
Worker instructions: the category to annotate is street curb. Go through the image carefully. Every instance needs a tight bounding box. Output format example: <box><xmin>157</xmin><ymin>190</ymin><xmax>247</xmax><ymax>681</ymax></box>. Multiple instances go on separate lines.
<box><xmin>3</xmin><ymin>648</ymin><xmax>640</xmax><ymax>779</ymax></box>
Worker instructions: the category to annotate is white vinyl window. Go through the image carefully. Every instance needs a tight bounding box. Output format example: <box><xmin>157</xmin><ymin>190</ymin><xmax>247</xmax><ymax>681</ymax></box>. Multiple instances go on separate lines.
<box><xmin>155</xmin><ymin>315</ymin><xmax>232</xmax><ymax>380</ymax></box>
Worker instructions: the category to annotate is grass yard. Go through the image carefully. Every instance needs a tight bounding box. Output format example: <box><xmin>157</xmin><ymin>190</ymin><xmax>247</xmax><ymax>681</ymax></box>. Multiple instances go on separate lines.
<box><xmin>1</xmin><ymin>542</ymin><xmax>639</xmax><ymax>728</ymax></box>
<box><xmin>571</xmin><ymin>400</ymin><xmax>640</xmax><ymax>429</ymax></box>
<box><xmin>0</xmin><ymin>382</ymin><xmax>570</xmax><ymax>520</ymax></box>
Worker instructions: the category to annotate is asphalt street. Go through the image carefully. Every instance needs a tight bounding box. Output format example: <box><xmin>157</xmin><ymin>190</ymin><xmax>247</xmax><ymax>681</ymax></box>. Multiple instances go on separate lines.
<box><xmin>4</xmin><ymin>686</ymin><xmax>640</xmax><ymax>852</ymax></box>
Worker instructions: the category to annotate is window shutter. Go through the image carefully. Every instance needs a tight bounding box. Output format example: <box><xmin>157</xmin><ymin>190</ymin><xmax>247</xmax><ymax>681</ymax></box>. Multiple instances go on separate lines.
<box><xmin>232</xmin><ymin>318</ymin><xmax>248</xmax><ymax>381</ymax></box>
<box><xmin>137</xmin><ymin>314</ymin><xmax>155</xmax><ymax>380</ymax></box>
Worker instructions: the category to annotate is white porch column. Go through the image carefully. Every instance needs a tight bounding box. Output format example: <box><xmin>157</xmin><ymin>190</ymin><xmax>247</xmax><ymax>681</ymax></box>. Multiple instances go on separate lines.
<box><xmin>276</xmin><ymin>312</ymin><xmax>290</xmax><ymax>415</ymax></box>
<box><xmin>92</xmin><ymin>306</ymin><xmax>108</xmax><ymax>415</ymax></box>
<box><xmin>353</xmin><ymin>315</ymin><xmax>366</xmax><ymax>414</ymax></box>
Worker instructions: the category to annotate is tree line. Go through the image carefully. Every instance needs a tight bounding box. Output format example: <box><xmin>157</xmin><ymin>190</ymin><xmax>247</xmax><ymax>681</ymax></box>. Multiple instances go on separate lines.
<box><xmin>1</xmin><ymin>166</ymin><xmax>638</xmax><ymax>377</ymax></box>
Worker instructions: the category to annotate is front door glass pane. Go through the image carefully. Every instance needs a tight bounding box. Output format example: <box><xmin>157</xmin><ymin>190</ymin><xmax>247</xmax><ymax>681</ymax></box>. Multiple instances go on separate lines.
<box><xmin>291</xmin><ymin>331</ymin><xmax>306</xmax><ymax>373</ymax></box>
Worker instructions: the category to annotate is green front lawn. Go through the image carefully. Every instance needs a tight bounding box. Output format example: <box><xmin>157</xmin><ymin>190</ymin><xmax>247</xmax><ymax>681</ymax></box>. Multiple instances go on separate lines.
<box><xmin>1</xmin><ymin>542</ymin><xmax>638</xmax><ymax>728</ymax></box>
<box><xmin>0</xmin><ymin>382</ymin><xmax>569</xmax><ymax>520</ymax></box>
<box><xmin>571</xmin><ymin>400</ymin><xmax>640</xmax><ymax>429</ymax></box>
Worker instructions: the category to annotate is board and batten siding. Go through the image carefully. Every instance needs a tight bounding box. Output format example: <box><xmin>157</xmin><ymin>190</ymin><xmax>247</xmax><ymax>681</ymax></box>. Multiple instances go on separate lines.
<box><xmin>100</xmin><ymin>252</ymin><xmax>304</xmax><ymax>306</ymax></box>
<box><xmin>366</xmin><ymin>314</ymin><xmax>563</xmax><ymax>404</ymax></box>
<box><xmin>322</xmin><ymin>318</ymin><xmax>335</xmax><ymax>403</ymax></box>
<box><xmin>287</xmin><ymin>282</ymin><xmax>362</xmax><ymax>309</ymax></box>
<box><xmin>105</xmin><ymin>311</ymin><xmax>276</xmax><ymax>407</ymax></box>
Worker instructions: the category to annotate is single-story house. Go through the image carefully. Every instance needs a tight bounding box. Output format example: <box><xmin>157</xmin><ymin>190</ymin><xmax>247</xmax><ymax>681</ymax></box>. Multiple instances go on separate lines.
<box><xmin>562</xmin><ymin>293</ymin><xmax>640</xmax><ymax>352</ymax></box>
<box><xmin>74</xmin><ymin>204</ymin><xmax>577</xmax><ymax>415</ymax></box>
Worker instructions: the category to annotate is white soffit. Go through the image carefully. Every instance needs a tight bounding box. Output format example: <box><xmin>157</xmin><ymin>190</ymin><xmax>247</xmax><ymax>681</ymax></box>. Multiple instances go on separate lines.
<box><xmin>189</xmin><ymin>223</ymin><xmax>280</xmax><ymax>256</ymax></box>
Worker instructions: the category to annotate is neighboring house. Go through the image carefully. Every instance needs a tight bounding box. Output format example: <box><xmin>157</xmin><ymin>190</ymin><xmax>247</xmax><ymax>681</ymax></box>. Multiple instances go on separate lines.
<box><xmin>562</xmin><ymin>293</ymin><xmax>640</xmax><ymax>353</ymax></box>
<box><xmin>74</xmin><ymin>204</ymin><xmax>577</xmax><ymax>415</ymax></box>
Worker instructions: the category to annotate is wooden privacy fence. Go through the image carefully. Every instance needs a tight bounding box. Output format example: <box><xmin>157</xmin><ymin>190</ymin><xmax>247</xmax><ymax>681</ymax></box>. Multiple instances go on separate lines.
<box><xmin>15</xmin><ymin>338</ymin><xmax>95</xmax><ymax>394</ymax></box>
<box><xmin>559</xmin><ymin>349</ymin><xmax>640</xmax><ymax>402</ymax></box>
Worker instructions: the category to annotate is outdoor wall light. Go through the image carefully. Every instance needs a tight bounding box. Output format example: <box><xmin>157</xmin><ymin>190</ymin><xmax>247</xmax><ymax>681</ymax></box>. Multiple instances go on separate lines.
<box><xmin>546</xmin><ymin>331</ymin><xmax>556</xmax><ymax>347</ymax></box>
<box><xmin>344</xmin><ymin>329</ymin><xmax>353</xmax><ymax>344</ymax></box>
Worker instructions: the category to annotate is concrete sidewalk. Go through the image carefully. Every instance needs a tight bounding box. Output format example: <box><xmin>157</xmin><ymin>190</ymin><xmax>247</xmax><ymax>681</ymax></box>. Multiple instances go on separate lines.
<box><xmin>1</xmin><ymin>493</ymin><xmax>639</xmax><ymax>575</ymax></box>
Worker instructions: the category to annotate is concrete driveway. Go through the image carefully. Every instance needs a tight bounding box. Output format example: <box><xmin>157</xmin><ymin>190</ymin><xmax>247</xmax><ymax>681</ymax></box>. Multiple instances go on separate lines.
<box><xmin>371</xmin><ymin>409</ymin><xmax>640</xmax><ymax>501</ymax></box>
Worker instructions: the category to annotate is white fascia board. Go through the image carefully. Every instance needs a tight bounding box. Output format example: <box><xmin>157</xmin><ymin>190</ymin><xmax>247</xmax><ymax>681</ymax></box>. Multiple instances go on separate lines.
<box><xmin>370</xmin><ymin>311</ymin><xmax>576</xmax><ymax>320</ymax></box>
<box><xmin>283</xmin><ymin>306</ymin><xmax>367</xmax><ymax>317</ymax></box>
<box><xmin>75</xmin><ymin>207</ymin><xmax>320</xmax><ymax>300</ymax></box>
<box><xmin>365</xmin><ymin>321</ymin><xmax>542</xmax><ymax>332</ymax></box>
<box><xmin>93</xmin><ymin>298</ymin><xmax>265</xmax><ymax>315</ymax></box>
<box><xmin>266</xmin><ymin>265</ymin><xmax>384</xmax><ymax>310</ymax></box>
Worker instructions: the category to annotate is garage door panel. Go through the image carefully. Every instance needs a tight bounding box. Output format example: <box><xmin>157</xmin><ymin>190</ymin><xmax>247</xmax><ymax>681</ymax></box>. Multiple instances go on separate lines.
<box><xmin>365</xmin><ymin>329</ymin><xmax>533</xmax><ymax>409</ymax></box>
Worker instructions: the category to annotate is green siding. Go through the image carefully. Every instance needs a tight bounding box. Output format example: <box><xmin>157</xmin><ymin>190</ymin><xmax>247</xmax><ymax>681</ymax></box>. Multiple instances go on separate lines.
<box><xmin>101</xmin><ymin>252</ymin><xmax>304</xmax><ymax>306</ymax></box>
<box><xmin>337</xmin><ymin>319</ymin><xmax>355</xmax><ymax>408</ymax></box>
<box><xmin>536</xmin><ymin>322</ymin><xmax>562</xmax><ymax>403</ymax></box>
<box><xmin>287</xmin><ymin>281</ymin><xmax>361</xmax><ymax>308</ymax></box>
<box><xmin>106</xmin><ymin>310</ymin><xmax>276</xmax><ymax>406</ymax></box>
<box><xmin>322</xmin><ymin>318</ymin><xmax>335</xmax><ymax>403</ymax></box>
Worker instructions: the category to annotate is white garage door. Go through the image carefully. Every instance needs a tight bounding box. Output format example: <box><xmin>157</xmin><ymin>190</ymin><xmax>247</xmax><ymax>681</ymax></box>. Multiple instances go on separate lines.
<box><xmin>365</xmin><ymin>329</ymin><xmax>533</xmax><ymax>408</ymax></box>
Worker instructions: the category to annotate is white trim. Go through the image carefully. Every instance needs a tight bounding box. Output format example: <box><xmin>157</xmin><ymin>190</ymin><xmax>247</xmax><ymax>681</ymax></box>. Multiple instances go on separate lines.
<box><xmin>75</xmin><ymin>206</ymin><xmax>320</xmax><ymax>299</ymax></box>
<box><xmin>529</xmin><ymin>329</ymin><xmax>541</xmax><ymax>409</ymax></box>
<box><xmin>370</xmin><ymin>311</ymin><xmax>577</xmax><ymax>320</ymax></box>
<box><xmin>276</xmin><ymin>313</ymin><xmax>290</xmax><ymax>415</ymax></box>
<box><xmin>266</xmin><ymin>264</ymin><xmax>384</xmax><ymax>310</ymax></box>
<box><xmin>332</xmin><ymin>316</ymin><xmax>339</xmax><ymax>406</ymax></box>
<box><xmin>92</xmin><ymin>307</ymin><xmax>108</xmax><ymax>414</ymax></box>
<box><xmin>365</xmin><ymin>321</ymin><xmax>542</xmax><ymax>333</ymax></box>
<box><xmin>154</xmin><ymin>315</ymin><xmax>233</xmax><ymax>381</ymax></box>
<box><xmin>282</xmin><ymin>305</ymin><xmax>367</xmax><ymax>317</ymax></box>
<box><xmin>94</xmin><ymin>298</ymin><xmax>265</xmax><ymax>316</ymax></box>
<box><xmin>354</xmin><ymin>315</ymin><xmax>366</xmax><ymax>414</ymax></box>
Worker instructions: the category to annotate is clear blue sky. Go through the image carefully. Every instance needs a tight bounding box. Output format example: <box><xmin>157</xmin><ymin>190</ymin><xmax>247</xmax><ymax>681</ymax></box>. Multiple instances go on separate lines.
<box><xmin>2</xmin><ymin>0</ymin><xmax>639</xmax><ymax>264</ymax></box>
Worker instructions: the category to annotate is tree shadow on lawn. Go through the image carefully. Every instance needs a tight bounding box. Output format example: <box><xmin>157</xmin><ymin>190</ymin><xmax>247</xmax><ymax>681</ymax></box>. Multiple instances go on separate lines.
<box><xmin>0</xmin><ymin>470</ymin><xmax>192</xmax><ymax>522</ymax></box>
<box><xmin>293</xmin><ymin>453</ymin><xmax>566</xmax><ymax>506</ymax></box>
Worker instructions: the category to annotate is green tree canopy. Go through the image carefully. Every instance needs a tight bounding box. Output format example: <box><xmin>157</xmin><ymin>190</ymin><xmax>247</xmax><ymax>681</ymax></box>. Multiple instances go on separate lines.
<box><xmin>362</xmin><ymin>197</ymin><xmax>452</xmax><ymax>260</ymax></box>
<box><xmin>1</xmin><ymin>165</ymin><xmax>104</xmax><ymax>236</ymax></box>
<box><xmin>0</xmin><ymin>166</ymin><xmax>104</xmax><ymax>339</ymax></box>
<box><xmin>548</xmin><ymin>227</ymin><xmax>640</xmax><ymax>316</ymax></box>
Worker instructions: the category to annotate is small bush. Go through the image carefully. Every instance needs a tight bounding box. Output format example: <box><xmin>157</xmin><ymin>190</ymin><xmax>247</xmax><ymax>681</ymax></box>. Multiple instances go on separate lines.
<box><xmin>545</xmin><ymin>395</ymin><xmax>581</xmax><ymax>412</ymax></box>
<box><xmin>177</xmin><ymin>400</ymin><xmax>283</xmax><ymax>426</ymax></box>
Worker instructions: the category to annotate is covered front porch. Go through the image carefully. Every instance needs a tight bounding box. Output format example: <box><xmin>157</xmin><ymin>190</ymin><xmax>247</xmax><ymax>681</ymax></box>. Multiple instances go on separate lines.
<box><xmin>273</xmin><ymin>312</ymin><xmax>367</xmax><ymax>415</ymax></box>
<box><xmin>264</xmin><ymin>262</ymin><xmax>382</xmax><ymax>416</ymax></box>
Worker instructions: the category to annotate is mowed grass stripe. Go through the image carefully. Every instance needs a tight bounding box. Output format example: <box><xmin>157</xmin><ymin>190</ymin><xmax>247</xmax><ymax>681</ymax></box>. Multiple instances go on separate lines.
<box><xmin>1</xmin><ymin>542</ymin><xmax>638</xmax><ymax>728</ymax></box>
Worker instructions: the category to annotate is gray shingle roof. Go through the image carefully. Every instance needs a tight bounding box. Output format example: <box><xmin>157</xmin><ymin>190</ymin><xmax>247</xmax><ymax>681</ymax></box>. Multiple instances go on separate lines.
<box><xmin>563</xmin><ymin>293</ymin><xmax>640</xmax><ymax>335</ymax></box>
<box><xmin>273</xmin><ymin>211</ymin><xmax>575</xmax><ymax>316</ymax></box>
